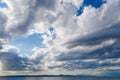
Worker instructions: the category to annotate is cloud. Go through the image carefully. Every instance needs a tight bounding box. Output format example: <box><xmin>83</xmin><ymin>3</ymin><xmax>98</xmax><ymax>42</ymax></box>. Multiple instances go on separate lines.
<box><xmin>29</xmin><ymin>0</ymin><xmax>120</xmax><ymax>72</ymax></box>
<box><xmin>0</xmin><ymin>45</ymin><xmax>26</xmax><ymax>71</ymax></box>
<box><xmin>48</xmin><ymin>0</ymin><xmax>120</xmax><ymax>72</ymax></box>
<box><xmin>36</xmin><ymin>0</ymin><xmax>56</xmax><ymax>9</ymax></box>
<box><xmin>66</xmin><ymin>23</ymin><xmax>120</xmax><ymax>48</ymax></box>
<box><xmin>0</xmin><ymin>45</ymin><xmax>45</xmax><ymax>71</ymax></box>
<box><xmin>0</xmin><ymin>0</ymin><xmax>57</xmax><ymax>43</ymax></box>
<box><xmin>0</xmin><ymin>0</ymin><xmax>120</xmax><ymax>76</ymax></box>
<box><xmin>54</xmin><ymin>23</ymin><xmax>120</xmax><ymax>64</ymax></box>
<box><xmin>0</xmin><ymin>11</ymin><xmax>9</xmax><ymax>40</ymax></box>
<box><xmin>49</xmin><ymin>59</ymin><xmax>120</xmax><ymax>71</ymax></box>
<box><xmin>0</xmin><ymin>0</ymin><xmax>58</xmax><ymax>72</ymax></box>
<box><xmin>0</xmin><ymin>52</ymin><xmax>26</xmax><ymax>71</ymax></box>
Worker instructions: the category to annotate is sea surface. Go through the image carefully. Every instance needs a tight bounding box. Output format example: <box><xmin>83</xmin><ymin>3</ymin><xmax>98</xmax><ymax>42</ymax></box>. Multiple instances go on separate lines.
<box><xmin>0</xmin><ymin>76</ymin><xmax>120</xmax><ymax>80</ymax></box>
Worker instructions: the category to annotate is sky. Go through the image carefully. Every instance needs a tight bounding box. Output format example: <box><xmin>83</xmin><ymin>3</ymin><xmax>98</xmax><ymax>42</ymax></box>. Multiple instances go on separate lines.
<box><xmin>0</xmin><ymin>0</ymin><xmax>120</xmax><ymax>77</ymax></box>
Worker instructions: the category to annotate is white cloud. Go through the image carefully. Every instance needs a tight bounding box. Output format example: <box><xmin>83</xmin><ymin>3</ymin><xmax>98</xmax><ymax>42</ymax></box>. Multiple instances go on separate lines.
<box><xmin>28</xmin><ymin>0</ymin><xmax>120</xmax><ymax>72</ymax></box>
<box><xmin>0</xmin><ymin>0</ymin><xmax>120</xmax><ymax>75</ymax></box>
<box><xmin>0</xmin><ymin>45</ymin><xmax>20</xmax><ymax>53</ymax></box>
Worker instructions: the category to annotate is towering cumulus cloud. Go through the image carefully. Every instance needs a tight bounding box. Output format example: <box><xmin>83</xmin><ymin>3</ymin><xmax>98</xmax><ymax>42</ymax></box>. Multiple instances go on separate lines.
<box><xmin>0</xmin><ymin>0</ymin><xmax>120</xmax><ymax>76</ymax></box>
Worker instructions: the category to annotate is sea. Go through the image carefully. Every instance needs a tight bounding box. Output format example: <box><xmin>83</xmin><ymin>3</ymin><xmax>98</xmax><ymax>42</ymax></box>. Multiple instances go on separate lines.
<box><xmin>0</xmin><ymin>76</ymin><xmax>120</xmax><ymax>80</ymax></box>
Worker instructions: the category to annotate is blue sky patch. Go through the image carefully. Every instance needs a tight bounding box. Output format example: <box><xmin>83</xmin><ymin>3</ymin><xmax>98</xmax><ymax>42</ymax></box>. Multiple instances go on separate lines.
<box><xmin>76</xmin><ymin>0</ymin><xmax>106</xmax><ymax>16</ymax></box>
<box><xmin>10</xmin><ymin>27</ymin><xmax>56</xmax><ymax>56</ymax></box>
<box><xmin>0</xmin><ymin>1</ymin><xmax>8</xmax><ymax>8</ymax></box>
<box><xmin>10</xmin><ymin>34</ymin><xmax>45</xmax><ymax>56</ymax></box>
<box><xmin>48</xmin><ymin>27</ymin><xmax>56</xmax><ymax>40</ymax></box>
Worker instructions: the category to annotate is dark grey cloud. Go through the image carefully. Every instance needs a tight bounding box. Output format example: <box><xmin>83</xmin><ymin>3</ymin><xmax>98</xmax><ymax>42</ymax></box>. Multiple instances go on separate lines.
<box><xmin>0</xmin><ymin>12</ymin><xmax>9</xmax><ymax>39</ymax></box>
<box><xmin>0</xmin><ymin>0</ymin><xmax>120</xmax><ymax>74</ymax></box>
<box><xmin>87</xmin><ymin>42</ymin><xmax>120</xmax><ymax>59</ymax></box>
<box><xmin>56</xmin><ymin>39</ymin><xmax>120</xmax><ymax>62</ymax></box>
<box><xmin>46</xmin><ymin>23</ymin><xmax>120</xmax><ymax>71</ymax></box>
<box><xmin>0</xmin><ymin>0</ymin><xmax>57</xmax><ymax>70</ymax></box>
<box><xmin>9</xmin><ymin>0</ymin><xmax>56</xmax><ymax>35</ymax></box>
<box><xmin>0</xmin><ymin>52</ymin><xmax>27</xmax><ymax>71</ymax></box>
<box><xmin>0</xmin><ymin>51</ymin><xmax>47</xmax><ymax>71</ymax></box>
<box><xmin>9</xmin><ymin>11</ymin><xmax>34</xmax><ymax>35</ymax></box>
<box><xmin>66</xmin><ymin>23</ymin><xmax>120</xmax><ymax>48</ymax></box>
<box><xmin>0</xmin><ymin>0</ymin><xmax>57</xmax><ymax>44</ymax></box>
<box><xmin>56</xmin><ymin>45</ymin><xmax>120</xmax><ymax>61</ymax></box>
<box><xmin>56</xmin><ymin>50</ymin><xmax>85</xmax><ymax>61</ymax></box>
<box><xmin>56</xmin><ymin>23</ymin><xmax>120</xmax><ymax>61</ymax></box>
<box><xmin>0</xmin><ymin>12</ymin><xmax>10</xmax><ymax>50</ymax></box>
<box><xmin>36</xmin><ymin>0</ymin><xmax>56</xmax><ymax>9</ymax></box>
<box><xmin>49</xmin><ymin>59</ymin><xmax>120</xmax><ymax>70</ymax></box>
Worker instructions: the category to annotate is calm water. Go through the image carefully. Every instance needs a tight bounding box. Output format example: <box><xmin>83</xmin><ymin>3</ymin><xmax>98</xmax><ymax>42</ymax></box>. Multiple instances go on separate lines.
<box><xmin>0</xmin><ymin>77</ymin><xmax>120</xmax><ymax>80</ymax></box>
